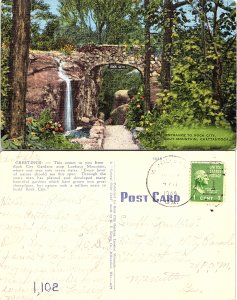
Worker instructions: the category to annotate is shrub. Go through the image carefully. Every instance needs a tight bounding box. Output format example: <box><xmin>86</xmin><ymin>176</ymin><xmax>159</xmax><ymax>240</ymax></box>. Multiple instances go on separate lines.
<box><xmin>138</xmin><ymin>110</ymin><xmax>167</xmax><ymax>150</ymax></box>
<box><xmin>2</xmin><ymin>109</ymin><xmax>82</xmax><ymax>150</ymax></box>
<box><xmin>98</xmin><ymin>66</ymin><xmax>143</xmax><ymax>120</ymax></box>
<box><xmin>61</xmin><ymin>44</ymin><xmax>75</xmax><ymax>56</ymax></box>
<box><xmin>127</xmin><ymin>84</ymin><xmax>233</xmax><ymax>150</ymax></box>
<box><xmin>26</xmin><ymin>109</ymin><xmax>64</xmax><ymax>140</ymax></box>
<box><xmin>1</xmin><ymin>134</ymin><xmax>23</xmax><ymax>150</ymax></box>
<box><xmin>138</xmin><ymin>95</ymin><xmax>233</xmax><ymax>150</ymax></box>
<box><xmin>126</xmin><ymin>88</ymin><xmax>145</xmax><ymax>129</ymax></box>
<box><xmin>25</xmin><ymin>109</ymin><xmax>82</xmax><ymax>150</ymax></box>
<box><xmin>0</xmin><ymin>111</ymin><xmax>5</xmax><ymax>131</ymax></box>
<box><xmin>1</xmin><ymin>46</ymin><xmax>10</xmax><ymax>112</ymax></box>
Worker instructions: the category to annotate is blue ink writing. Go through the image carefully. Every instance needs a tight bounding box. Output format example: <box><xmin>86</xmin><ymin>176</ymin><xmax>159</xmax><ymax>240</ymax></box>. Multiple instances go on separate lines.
<box><xmin>152</xmin><ymin>192</ymin><xmax>180</xmax><ymax>203</ymax></box>
<box><xmin>120</xmin><ymin>192</ymin><xmax>181</xmax><ymax>204</ymax></box>
<box><xmin>120</xmin><ymin>192</ymin><xmax>148</xmax><ymax>202</ymax></box>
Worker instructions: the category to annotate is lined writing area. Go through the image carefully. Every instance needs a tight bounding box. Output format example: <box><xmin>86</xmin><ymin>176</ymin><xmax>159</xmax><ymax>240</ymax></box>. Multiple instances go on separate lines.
<box><xmin>0</xmin><ymin>152</ymin><xmax>115</xmax><ymax>300</ymax></box>
<box><xmin>0</xmin><ymin>151</ymin><xmax>235</xmax><ymax>300</ymax></box>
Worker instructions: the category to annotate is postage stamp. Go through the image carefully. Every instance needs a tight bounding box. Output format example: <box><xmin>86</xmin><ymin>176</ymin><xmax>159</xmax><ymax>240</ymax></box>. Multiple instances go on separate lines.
<box><xmin>190</xmin><ymin>162</ymin><xmax>224</xmax><ymax>202</ymax></box>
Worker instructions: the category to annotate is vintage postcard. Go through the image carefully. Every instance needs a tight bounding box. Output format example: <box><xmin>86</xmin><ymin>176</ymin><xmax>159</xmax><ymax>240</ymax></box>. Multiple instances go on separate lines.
<box><xmin>0</xmin><ymin>1</ymin><xmax>236</xmax><ymax>300</ymax></box>
<box><xmin>0</xmin><ymin>150</ymin><xmax>235</xmax><ymax>299</ymax></box>
<box><xmin>1</xmin><ymin>0</ymin><xmax>236</xmax><ymax>151</ymax></box>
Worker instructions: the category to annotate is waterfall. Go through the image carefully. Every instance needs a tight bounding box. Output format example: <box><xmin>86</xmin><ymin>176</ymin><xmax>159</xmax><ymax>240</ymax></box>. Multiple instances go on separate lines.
<box><xmin>58</xmin><ymin>61</ymin><xmax>75</xmax><ymax>132</ymax></box>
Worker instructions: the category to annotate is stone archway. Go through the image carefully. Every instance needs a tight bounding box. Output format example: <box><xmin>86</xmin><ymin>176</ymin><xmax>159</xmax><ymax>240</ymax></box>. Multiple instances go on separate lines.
<box><xmin>26</xmin><ymin>45</ymin><xmax>161</xmax><ymax>126</ymax></box>
<box><xmin>62</xmin><ymin>45</ymin><xmax>161</xmax><ymax>123</ymax></box>
<box><xmin>90</xmin><ymin>63</ymin><xmax>144</xmax><ymax>123</ymax></box>
<box><xmin>87</xmin><ymin>63</ymin><xmax>143</xmax><ymax>119</ymax></box>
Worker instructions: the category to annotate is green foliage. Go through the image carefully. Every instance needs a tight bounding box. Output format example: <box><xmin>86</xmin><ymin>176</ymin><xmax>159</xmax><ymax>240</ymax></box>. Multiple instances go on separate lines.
<box><xmin>136</xmin><ymin>76</ymin><xmax>232</xmax><ymax>149</ymax></box>
<box><xmin>1</xmin><ymin>109</ymin><xmax>82</xmax><ymax>150</ymax></box>
<box><xmin>2</xmin><ymin>0</ymin><xmax>235</xmax><ymax>152</ymax></box>
<box><xmin>2</xmin><ymin>0</ymin><xmax>60</xmax><ymax>51</ymax></box>
<box><xmin>26</xmin><ymin>132</ymin><xmax>82</xmax><ymax>150</ymax></box>
<box><xmin>1</xmin><ymin>47</ymin><xmax>10</xmax><ymax>112</ymax></box>
<box><xmin>31</xmin><ymin>18</ymin><xmax>63</xmax><ymax>50</ymax></box>
<box><xmin>125</xmin><ymin>73</ymin><xmax>233</xmax><ymax>150</ymax></box>
<box><xmin>61</xmin><ymin>44</ymin><xmax>76</xmax><ymax>56</ymax></box>
<box><xmin>221</xmin><ymin>41</ymin><xmax>236</xmax><ymax>130</ymax></box>
<box><xmin>138</xmin><ymin>106</ymin><xmax>233</xmax><ymax>150</ymax></box>
<box><xmin>0</xmin><ymin>111</ymin><xmax>5</xmax><ymax>131</ymax></box>
<box><xmin>30</xmin><ymin>0</ymin><xmax>58</xmax><ymax>50</ymax></box>
<box><xmin>1</xmin><ymin>110</ymin><xmax>23</xmax><ymax>150</ymax></box>
<box><xmin>1</xmin><ymin>0</ymin><xmax>12</xmax><ymax>45</ymax></box>
<box><xmin>1</xmin><ymin>1</ymin><xmax>11</xmax><ymax>115</ymax></box>
<box><xmin>25</xmin><ymin>109</ymin><xmax>81</xmax><ymax>150</ymax></box>
<box><xmin>26</xmin><ymin>110</ymin><xmax>64</xmax><ymax>139</ymax></box>
<box><xmin>161</xmin><ymin>126</ymin><xmax>236</xmax><ymax>150</ymax></box>
<box><xmin>159</xmin><ymin>87</ymin><xmax>224</xmax><ymax>127</ymax></box>
<box><xmin>1</xmin><ymin>134</ymin><xmax>23</xmax><ymax>150</ymax></box>
<box><xmin>138</xmin><ymin>111</ymin><xmax>166</xmax><ymax>150</ymax></box>
<box><xmin>99</xmin><ymin>66</ymin><xmax>143</xmax><ymax>119</ymax></box>
<box><xmin>58</xmin><ymin>0</ymin><xmax>144</xmax><ymax>45</ymax></box>
<box><xmin>171</xmin><ymin>1</ymin><xmax>236</xmax><ymax>129</ymax></box>
<box><xmin>126</xmin><ymin>89</ymin><xmax>145</xmax><ymax>129</ymax></box>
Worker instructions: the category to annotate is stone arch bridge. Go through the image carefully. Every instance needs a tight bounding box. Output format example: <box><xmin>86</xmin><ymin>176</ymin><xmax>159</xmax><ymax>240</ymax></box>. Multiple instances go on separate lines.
<box><xmin>27</xmin><ymin>45</ymin><xmax>161</xmax><ymax>124</ymax></box>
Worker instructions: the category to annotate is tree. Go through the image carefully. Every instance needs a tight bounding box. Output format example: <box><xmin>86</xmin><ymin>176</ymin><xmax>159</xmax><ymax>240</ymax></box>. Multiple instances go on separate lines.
<box><xmin>58</xmin><ymin>0</ymin><xmax>142</xmax><ymax>45</ymax></box>
<box><xmin>7</xmin><ymin>0</ymin><xmax>32</xmax><ymax>142</ymax></box>
<box><xmin>159</xmin><ymin>0</ymin><xmax>236</xmax><ymax>128</ymax></box>
<box><xmin>160</xmin><ymin>0</ymin><xmax>193</xmax><ymax>90</ymax></box>
<box><xmin>30</xmin><ymin>0</ymin><xmax>57</xmax><ymax>49</ymax></box>
<box><xmin>200</xmin><ymin>0</ymin><xmax>235</xmax><ymax>107</ymax></box>
<box><xmin>1</xmin><ymin>0</ymin><xmax>12</xmax><ymax>46</ymax></box>
<box><xmin>2</xmin><ymin>0</ymin><xmax>58</xmax><ymax>135</ymax></box>
<box><xmin>187</xmin><ymin>0</ymin><xmax>236</xmax><ymax>109</ymax></box>
<box><xmin>2</xmin><ymin>0</ymin><xmax>57</xmax><ymax>50</ymax></box>
<box><xmin>144</xmin><ymin>0</ymin><xmax>152</xmax><ymax>111</ymax></box>
<box><xmin>1</xmin><ymin>1</ymin><xmax>12</xmax><ymax>113</ymax></box>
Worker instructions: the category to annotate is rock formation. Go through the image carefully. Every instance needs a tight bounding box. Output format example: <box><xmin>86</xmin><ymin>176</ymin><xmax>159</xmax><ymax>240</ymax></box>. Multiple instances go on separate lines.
<box><xmin>26</xmin><ymin>54</ymin><xmax>64</xmax><ymax>120</ymax></box>
<box><xmin>113</xmin><ymin>90</ymin><xmax>131</xmax><ymax>109</ymax></box>
<box><xmin>26</xmin><ymin>45</ymin><xmax>161</xmax><ymax>129</ymax></box>
<box><xmin>110</xmin><ymin>104</ymin><xmax>129</xmax><ymax>125</ymax></box>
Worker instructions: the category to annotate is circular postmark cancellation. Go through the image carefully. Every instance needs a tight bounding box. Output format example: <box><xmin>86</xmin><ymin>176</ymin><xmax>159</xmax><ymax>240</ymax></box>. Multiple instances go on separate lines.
<box><xmin>146</xmin><ymin>155</ymin><xmax>190</xmax><ymax>207</ymax></box>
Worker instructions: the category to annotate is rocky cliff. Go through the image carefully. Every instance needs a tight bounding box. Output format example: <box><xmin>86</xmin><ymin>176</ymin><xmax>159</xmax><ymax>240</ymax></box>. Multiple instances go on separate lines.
<box><xmin>26</xmin><ymin>51</ymin><xmax>102</xmax><ymax>127</ymax></box>
<box><xmin>26</xmin><ymin>46</ymin><xmax>161</xmax><ymax>129</ymax></box>
<box><xmin>26</xmin><ymin>52</ymin><xmax>80</xmax><ymax>126</ymax></box>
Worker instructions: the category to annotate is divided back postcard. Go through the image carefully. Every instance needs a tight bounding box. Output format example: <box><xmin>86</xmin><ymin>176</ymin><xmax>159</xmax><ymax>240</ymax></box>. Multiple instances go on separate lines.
<box><xmin>0</xmin><ymin>0</ymin><xmax>236</xmax><ymax>299</ymax></box>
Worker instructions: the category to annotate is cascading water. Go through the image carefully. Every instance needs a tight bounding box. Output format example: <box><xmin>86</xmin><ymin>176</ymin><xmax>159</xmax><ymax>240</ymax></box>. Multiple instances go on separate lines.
<box><xmin>58</xmin><ymin>60</ymin><xmax>75</xmax><ymax>132</ymax></box>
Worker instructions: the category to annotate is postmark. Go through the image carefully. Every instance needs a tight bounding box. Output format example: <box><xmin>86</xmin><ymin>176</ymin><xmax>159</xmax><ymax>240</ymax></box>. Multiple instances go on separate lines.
<box><xmin>146</xmin><ymin>155</ymin><xmax>190</xmax><ymax>207</ymax></box>
<box><xmin>190</xmin><ymin>162</ymin><xmax>224</xmax><ymax>202</ymax></box>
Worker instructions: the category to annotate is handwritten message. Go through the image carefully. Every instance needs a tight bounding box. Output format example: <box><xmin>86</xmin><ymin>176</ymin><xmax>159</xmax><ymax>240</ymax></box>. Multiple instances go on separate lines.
<box><xmin>0</xmin><ymin>191</ymin><xmax>110</xmax><ymax>300</ymax></box>
<box><xmin>0</xmin><ymin>151</ymin><xmax>235</xmax><ymax>300</ymax></box>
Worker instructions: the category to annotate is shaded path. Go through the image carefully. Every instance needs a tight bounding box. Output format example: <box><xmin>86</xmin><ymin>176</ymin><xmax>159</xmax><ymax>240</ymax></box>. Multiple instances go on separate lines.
<box><xmin>103</xmin><ymin>125</ymin><xmax>139</xmax><ymax>150</ymax></box>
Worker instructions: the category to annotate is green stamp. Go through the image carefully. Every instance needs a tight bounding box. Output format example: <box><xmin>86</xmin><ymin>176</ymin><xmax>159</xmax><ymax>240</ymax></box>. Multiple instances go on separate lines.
<box><xmin>190</xmin><ymin>162</ymin><xmax>224</xmax><ymax>202</ymax></box>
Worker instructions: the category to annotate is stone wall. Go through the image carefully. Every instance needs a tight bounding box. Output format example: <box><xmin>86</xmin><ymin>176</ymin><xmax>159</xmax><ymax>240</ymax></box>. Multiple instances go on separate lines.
<box><xmin>26</xmin><ymin>45</ymin><xmax>161</xmax><ymax>128</ymax></box>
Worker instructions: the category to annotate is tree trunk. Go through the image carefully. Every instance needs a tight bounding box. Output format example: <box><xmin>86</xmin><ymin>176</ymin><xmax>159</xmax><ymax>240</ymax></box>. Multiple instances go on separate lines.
<box><xmin>161</xmin><ymin>0</ymin><xmax>174</xmax><ymax>90</ymax></box>
<box><xmin>7</xmin><ymin>0</ymin><xmax>31</xmax><ymax>142</ymax></box>
<box><xmin>201</xmin><ymin>0</ymin><xmax>206</xmax><ymax>57</ymax></box>
<box><xmin>97</xmin><ymin>21</ymin><xmax>105</xmax><ymax>44</ymax></box>
<box><xmin>144</xmin><ymin>0</ymin><xmax>151</xmax><ymax>111</ymax></box>
<box><xmin>212</xmin><ymin>58</ymin><xmax>223</xmax><ymax>106</ymax></box>
<box><xmin>212</xmin><ymin>0</ymin><xmax>223</xmax><ymax>106</ymax></box>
